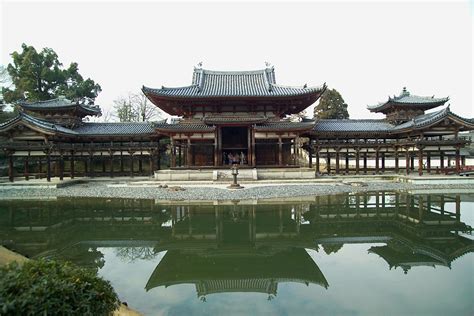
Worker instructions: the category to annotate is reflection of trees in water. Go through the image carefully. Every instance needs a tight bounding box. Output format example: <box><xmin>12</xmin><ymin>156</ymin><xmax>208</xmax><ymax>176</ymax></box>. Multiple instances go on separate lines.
<box><xmin>52</xmin><ymin>246</ymin><xmax>105</xmax><ymax>273</ymax></box>
<box><xmin>114</xmin><ymin>247</ymin><xmax>157</xmax><ymax>263</ymax></box>
<box><xmin>322</xmin><ymin>244</ymin><xmax>343</xmax><ymax>255</ymax></box>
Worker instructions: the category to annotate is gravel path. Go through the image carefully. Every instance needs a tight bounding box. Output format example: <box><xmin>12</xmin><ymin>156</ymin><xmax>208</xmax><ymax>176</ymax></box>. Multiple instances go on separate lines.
<box><xmin>0</xmin><ymin>181</ymin><xmax>473</xmax><ymax>201</ymax></box>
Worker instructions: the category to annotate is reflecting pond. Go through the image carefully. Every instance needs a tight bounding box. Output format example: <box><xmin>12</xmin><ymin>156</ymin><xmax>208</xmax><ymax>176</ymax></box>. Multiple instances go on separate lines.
<box><xmin>1</xmin><ymin>192</ymin><xmax>473</xmax><ymax>315</ymax></box>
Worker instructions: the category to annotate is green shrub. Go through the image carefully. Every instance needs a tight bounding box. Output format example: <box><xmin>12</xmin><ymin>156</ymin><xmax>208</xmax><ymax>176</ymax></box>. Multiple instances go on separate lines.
<box><xmin>0</xmin><ymin>259</ymin><xmax>119</xmax><ymax>315</ymax></box>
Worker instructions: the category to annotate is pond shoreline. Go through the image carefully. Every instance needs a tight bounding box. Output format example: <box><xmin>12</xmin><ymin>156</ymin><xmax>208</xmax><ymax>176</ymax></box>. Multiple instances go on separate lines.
<box><xmin>0</xmin><ymin>181</ymin><xmax>473</xmax><ymax>201</ymax></box>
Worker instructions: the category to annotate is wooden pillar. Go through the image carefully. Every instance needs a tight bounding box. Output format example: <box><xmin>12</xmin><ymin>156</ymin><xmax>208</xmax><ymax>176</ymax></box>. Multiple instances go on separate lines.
<box><xmin>214</xmin><ymin>130</ymin><xmax>219</xmax><ymax>166</ymax></box>
<box><xmin>46</xmin><ymin>150</ymin><xmax>52</xmax><ymax>182</ymax></box>
<box><xmin>70</xmin><ymin>151</ymin><xmax>75</xmax><ymax>179</ymax></box>
<box><xmin>84</xmin><ymin>156</ymin><xmax>88</xmax><ymax>176</ymax></box>
<box><xmin>178</xmin><ymin>144</ymin><xmax>182</xmax><ymax>167</ymax></box>
<box><xmin>110</xmin><ymin>151</ymin><xmax>114</xmax><ymax>178</ymax></box>
<box><xmin>363</xmin><ymin>151</ymin><xmax>367</xmax><ymax>174</ymax></box>
<box><xmin>375</xmin><ymin>149</ymin><xmax>379</xmax><ymax>174</ymax></box>
<box><xmin>24</xmin><ymin>155</ymin><xmax>29</xmax><ymax>181</ymax></box>
<box><xmin>251</xmin><ymin>129</ymin><xmax>256</xmax><ymax>167</ymax></box>
<box><xmin>405</xmin><ymin>149</ymin><xmax>410</xmax><ymax>175</ymax></box>
<box><xmin>410</xmin><ymin>154</ymin><xmax>415</xmax><ymax>171</ymax></box>
<box><xmin>394</xmin><ymin>148</ymin><xmax>399</xmax><ymax>173</ymax></box>
<box><xmin>186</xmin><ymin>137</ymin><xmax>192</xmax><ymax>167</ymax></box>
<box><xmin>88</xmin><ymin>153</ymin><xmax>94</xmax><ymax>178</ymax></box>
<box><xmin>120</xmin><ymin>150</ymin><xmax>124</xmax><ymax>173</ymax></box>
<box><xmin>278</xmin><ymin>136</ymin><xmax>283</xmax><ymax>166</ymax></box>
<box><xmin>59</xmin><ymin>153</ymin><xmax>64</xmax><ymax>181</ymax></box>
<box><xmin>335</xmin><ymin>149</ymin><xmax>340</xmax><ymax>174</ymax></box>
<box><xmin>381</xmin><ymin>152</ymin><xmax>385</xmax><ymax>173</ymax></box>
<box><xmin>426</xmin><ymin>152</ymin><xmax>431</xmax><ymax>173</ymax></box>
<box><xmin>8</xmin><ymin>153</ymin><xmax>14</xmax><ymax>182</ymax></box>
<box><xmin>101</xmin><ymin>153</ymin><xmax>106</xmax><ymax>174</ymax></box>
<box><xmin>418</xmin><ymin>147</ymin><xmax>423</xmax><ymax>176</ymax></box>
<box><xmin>355</xmin><ymin>149</ymin><xmax>360</xmax><ymax>175</ymax></box>
<box><xmin>130</xmin><ymin>152</ymin><xmax>134</xmax><ymax>177</ymax></box>
<box><xmin>455</xmin><ymin>147</ymin><xmax>460</xmax><ymax>174</ymax></box>
<box><xmin>149</xmin><ymin>152</ymin><xmax>154</xmax><ymax>176</ymax></box>
<box><xmin>327</xmin><ymin>152</ymin><xmax>331</xmax><ymax>174</ymax></box>
<box><xmin>138</xmin><ymin>152</ymin><xmax>143</xmax><ymax>174</ymax></box>
<box><xmin>315</xmin><ymin>150</ymin><xmax>320</xmax><ymax>175</ymax></box>
<box><xmin>39</xmin><ymin>157</ymin><xmax>43</xmax><ymax>176</ymax></box>
<box><xmin>170</xmin><ymin>139</ymin><xmax>176</xmax><ymax>168</ymax></box>
<box><xmin>308</xmin><ymin>145</ymin><xmax>313</xmax><ymax>168</ymax></box>
<box><xmin>345</xmin><ymin>151</ymin><xmax>349</xmax><ymax>174</ymax></box>
<box><xmin>157</xmin><ymin>148</ymin><xmax>161</xmax><ymax>170</ymax></box>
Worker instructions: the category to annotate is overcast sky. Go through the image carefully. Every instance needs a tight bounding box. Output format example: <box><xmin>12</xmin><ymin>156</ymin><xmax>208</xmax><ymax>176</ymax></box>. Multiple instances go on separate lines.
<box><xmin>1</xmin><ymin>0</ymin><xmax>472</xmax><ymax>121</ymax></box>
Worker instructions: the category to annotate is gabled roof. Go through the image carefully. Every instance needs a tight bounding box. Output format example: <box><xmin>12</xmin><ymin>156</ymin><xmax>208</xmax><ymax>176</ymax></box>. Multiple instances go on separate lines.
<box><xmin>313</xmin><ymin>119</ymin><xmax>394</xmax><ymax>133</ymax></box>
<box><xmin>18</xmin><ymin>97</ymin><xmax>101</xmax><ymax>116</ymax></box>
<box><xmin>392</xmin><ymin>106</ymin><xmax>474</xmax><ymax>132</ymax></box>
<box><xmin>0</xmin><ymin>112</ymin><xmax>77</xmax><ymax>136</ymax></box>
<box><xmin>368</xmin><ymin>87</ymin><xmax>449</xmax><ymax>113</ymax></box>
<box><xmin>143</xmin><ymin>67</ymin><xmax>325</xmax><ymax>99</ymax></box>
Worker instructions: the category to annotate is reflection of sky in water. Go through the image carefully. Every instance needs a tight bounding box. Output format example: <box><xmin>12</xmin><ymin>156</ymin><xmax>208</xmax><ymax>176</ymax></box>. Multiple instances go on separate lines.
<box><xmin>97</xmin><ymin>243</ymin><xmax>473</xmax><ymax>316</ymax></box>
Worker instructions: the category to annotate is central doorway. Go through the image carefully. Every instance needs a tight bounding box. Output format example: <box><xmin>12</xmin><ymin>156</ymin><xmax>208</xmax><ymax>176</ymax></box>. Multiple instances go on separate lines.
<box><xmin>221</xmin><ymin>126</ymin><xmax>248</xmax><ymax>166</ymax></box>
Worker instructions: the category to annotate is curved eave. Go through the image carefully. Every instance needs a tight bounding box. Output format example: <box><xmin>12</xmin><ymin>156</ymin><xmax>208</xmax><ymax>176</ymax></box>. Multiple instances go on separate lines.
<box><xmin>0</xmin><ymin>114</ymin><xmax>75</xmax><ymax>137</ymax></box>
<box><xmin>20</xmin><ymin>104</ymin><xmax>101</xmax><ymax>116</ymax></box>
<box><xmin>393</xmin><ymin>110</ymin><xmax>474</xmax><ymax>134</ymax></box>
<box><xmin>368</xmin><ymin>99</ymin><xmax>448</xmax><ymax>113</ymax></box>
<box><xmin>143</xmin><ymin>84</ymin><xmax>326</xmax><ymax>116</ymax></box>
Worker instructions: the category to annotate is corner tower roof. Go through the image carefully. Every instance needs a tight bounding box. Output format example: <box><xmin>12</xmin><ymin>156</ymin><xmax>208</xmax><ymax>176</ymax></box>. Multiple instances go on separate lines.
<box><xmin>367</xmin><ymin>87</ymin><xmax>449</xmax><ymax>113</ymax></box>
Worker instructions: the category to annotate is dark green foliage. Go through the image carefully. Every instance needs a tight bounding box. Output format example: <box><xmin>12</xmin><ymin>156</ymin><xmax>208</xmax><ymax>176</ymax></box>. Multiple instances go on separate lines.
<box><xmin>314</xmin><ymin>88</ymin><xmax>349</xmax><ymax>119</ymax></box>
<box><xmin>2</xmin><ymin>44</ymin><xmax>101</xmax><ymax>104</ymax></box>
<box><xmin>0</xmin><ymin>259</ymin><xmax>119</xmax><ymax>315</ymax></box>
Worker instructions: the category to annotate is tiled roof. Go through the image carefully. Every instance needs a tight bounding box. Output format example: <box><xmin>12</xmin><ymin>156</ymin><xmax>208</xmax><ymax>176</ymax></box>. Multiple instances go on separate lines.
<box><xmin>313</xmin><ymin>119</ymin><xmax>394</xmax><ymax>133</ymax></box>
<box><xmin>18</xmin><ymin>97</ymin><xmax>101</xmax><ymax>115</ymax></box>
<box><xmin>0</xmin><ymin>112</ymin><xmax>77</xmax><ymax>135</ymax></box>
<box><xmin>368</xmin><ymin>88</ymin><xmax>448</xmax><ymax>112</ymax></box>
<box><xmin>143</xmin><ymin>67</ymin><xmax>325</xmax><ymax>98</ymax></box>
<box><xmin>254</xmin><ymin>121</ymin><xmax>315</xmax><ymax>131</ymax></box>
<box><xmin>72</xmin><ymin>121</ymin><xmax>166</xmax><ymax>135</ymax></box>
<box><xmin>393</xmin><ymin>107</ymin><xmax>474</xmax><ymax>131</ymax></box>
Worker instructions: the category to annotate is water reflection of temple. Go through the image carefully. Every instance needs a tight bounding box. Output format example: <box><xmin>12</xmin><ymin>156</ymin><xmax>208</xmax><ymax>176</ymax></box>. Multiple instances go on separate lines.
<box><xmin>0</xmin><ymin>193</ymin><xmax>472</xmax><ymax>298</ymax></box>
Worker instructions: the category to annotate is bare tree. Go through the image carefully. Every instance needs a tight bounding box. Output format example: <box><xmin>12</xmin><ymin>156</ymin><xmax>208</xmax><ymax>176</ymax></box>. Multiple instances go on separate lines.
<box><xmin>113</xmin><ymin>94</ymin><xmax>137</xmax><ymax>122</ymax></box>
<box><xmin>130</xmin><ymin>93</ymin><xmax>161</xmax><ymax>122</ymax></box>
<box><xmin>112</xmin><ymin>92</ymin><xmax>161</xmax><ymax>122</ymax></box>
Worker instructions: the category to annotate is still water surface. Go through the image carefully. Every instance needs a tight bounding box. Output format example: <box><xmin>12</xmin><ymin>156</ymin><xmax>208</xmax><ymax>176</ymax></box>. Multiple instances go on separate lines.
<box><xmin>1</xmin><ymin>192</ymin><xmax>473</xmax><ymax>315</ymax></box>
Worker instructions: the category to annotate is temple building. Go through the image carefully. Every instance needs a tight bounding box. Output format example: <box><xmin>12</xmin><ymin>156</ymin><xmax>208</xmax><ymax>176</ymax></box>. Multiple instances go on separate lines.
<box><xmin>0</xmin><ymin>65</ymin><xmax>473</xmax><ymax>181</ymax></box>
<box><xmin>142</xmin><ymin>66</ymin><xmax>325</xmax><ymax>168</ymax></box>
